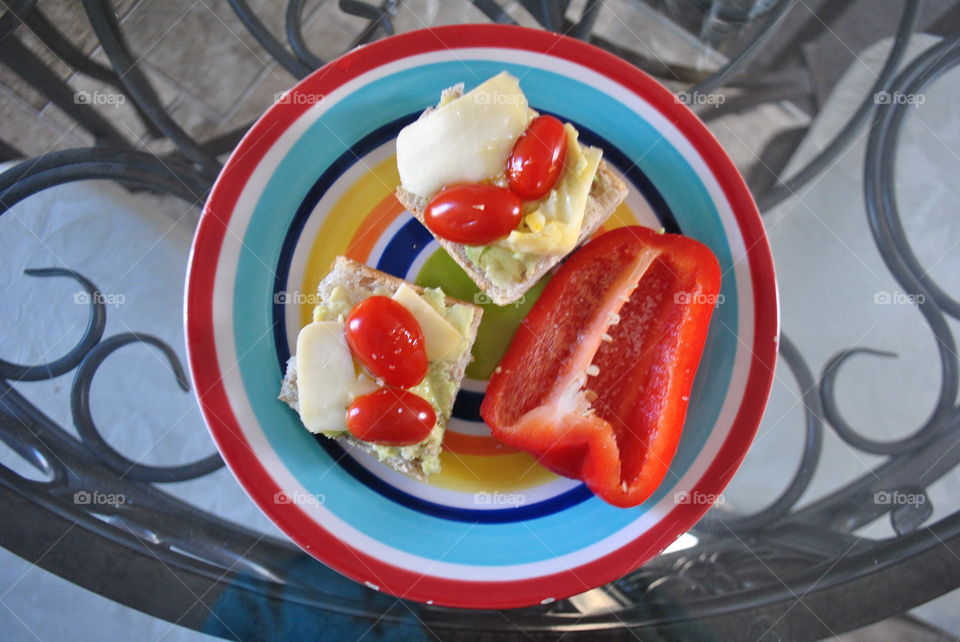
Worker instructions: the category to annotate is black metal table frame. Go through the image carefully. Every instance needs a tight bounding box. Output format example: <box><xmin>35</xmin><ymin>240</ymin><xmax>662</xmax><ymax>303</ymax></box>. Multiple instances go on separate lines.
<box><xmin>1</xmin><ymin>1</ymin><xmax>958</xmax><ymax>639</ymax></box>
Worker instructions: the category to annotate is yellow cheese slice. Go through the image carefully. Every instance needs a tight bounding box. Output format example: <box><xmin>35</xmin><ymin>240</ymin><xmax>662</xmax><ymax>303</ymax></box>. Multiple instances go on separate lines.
<box><xmin>495</xmin><ymin>123</ymin><xmax>602</xmax><ymax>256</ymax></box>
<box><xmin>392</xmin><ymin>284</ymin><xmax>466</xmax><ymax>362</ymax></box>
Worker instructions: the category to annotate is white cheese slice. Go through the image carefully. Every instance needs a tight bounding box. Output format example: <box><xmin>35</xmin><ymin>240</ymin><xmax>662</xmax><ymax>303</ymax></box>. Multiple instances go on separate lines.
<box><xmin>392</xmin><ymin>284</ymin><xmax>465</xmax><ymax>362</ymax></box>
<box><xmin>295</xmin><ymin>321</ymin><xmax>354</xmax><ymax>433</ymax></box>
<box><xmin>396</xmin><ymin>71</ymin><xmax>532</xmax><ymax>198</ymax></box>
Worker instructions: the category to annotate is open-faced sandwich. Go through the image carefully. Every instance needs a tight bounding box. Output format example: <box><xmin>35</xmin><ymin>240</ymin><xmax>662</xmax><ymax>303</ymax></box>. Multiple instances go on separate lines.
<box><xmin>395</xmin><ymin>71</ymin><xmax>629</xmax><ymax>305</ymax></box>
<box><xmin>279</xmin><ymin>256</ymin><xmax>482</xmax><ymax>480</ymax></box>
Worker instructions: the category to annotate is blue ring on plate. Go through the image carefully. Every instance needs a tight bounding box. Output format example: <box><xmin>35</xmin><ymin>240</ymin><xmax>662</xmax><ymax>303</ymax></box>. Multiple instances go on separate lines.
<box><xmin>272</xmin><ymin>113</ymin><xmax>675</xmax><ymax>523</ymax></box>
<box><xmin>373</xmin><ymin>216</ymin><xmax>434</xmax><ymax>276</ymax></box>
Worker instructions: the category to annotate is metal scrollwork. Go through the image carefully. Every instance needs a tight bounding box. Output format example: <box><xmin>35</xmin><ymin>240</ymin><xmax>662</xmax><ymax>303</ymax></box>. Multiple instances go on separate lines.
<box><xmin>71</xmin><ymin>332</ymin><xmax>223</xmax><ymax>482</ymax></box>
<box><xmin>820</xmin><ymin>37</ymin><xmax>960</xmax><ymax>459</ymax></box>
<box><xmin>0</xmin><ymin>268</ymin><xmax>106</xmax><ymax>381</ymax></box>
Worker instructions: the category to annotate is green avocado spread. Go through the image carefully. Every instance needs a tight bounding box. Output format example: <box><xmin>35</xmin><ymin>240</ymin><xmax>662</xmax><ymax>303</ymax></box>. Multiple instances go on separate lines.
<box><xmin>463</xmin><ymin>246</ymin><xmax>540</xmax><ymax>290</ymax></box>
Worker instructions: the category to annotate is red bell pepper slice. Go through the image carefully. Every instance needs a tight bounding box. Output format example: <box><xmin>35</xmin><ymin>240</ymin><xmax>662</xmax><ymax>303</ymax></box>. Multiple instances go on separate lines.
<box><xmin>481</xmin><ymin>226</ymin><xmax>721</xmax><ymax>508</ymax></box>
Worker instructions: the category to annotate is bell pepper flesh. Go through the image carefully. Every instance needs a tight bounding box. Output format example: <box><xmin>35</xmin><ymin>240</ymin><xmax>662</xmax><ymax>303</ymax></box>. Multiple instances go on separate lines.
<box><xmin>481</xmin><ymin>226</ymin><xmax>721</xmax><ymax>507</ymax></box>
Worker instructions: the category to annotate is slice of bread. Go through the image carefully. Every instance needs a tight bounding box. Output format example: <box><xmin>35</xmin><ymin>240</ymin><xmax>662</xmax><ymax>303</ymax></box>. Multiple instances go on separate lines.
<box><xmin>395</xmin><ymin>85</ymin><xmax>629</xmax><ymax>306</ymax></box>
<box><xmin>278</xmin><ymin>256</ymin><xmax>482</xmax><ymax>480</ymax></box>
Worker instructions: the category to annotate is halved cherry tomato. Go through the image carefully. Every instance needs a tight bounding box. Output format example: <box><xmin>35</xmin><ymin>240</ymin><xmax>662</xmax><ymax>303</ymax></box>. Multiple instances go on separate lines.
<box><xmin>345</xmin><ymin>296</ymin><xmax>428</xmax><ymax>388</ymax></box>
<box><xmin>424</xmin><ymin>184</ymin><xmax>522</xmax><ymax>245</ymax></box>
<box><xmin>507</xmin><ymin>115</ymin><xmax>568</xmax><ymax>201</ymax></box>
<box><xmin>347</xmin><ymin>388</ymin><xmax>436</xmax><ymax>446</ymax></box>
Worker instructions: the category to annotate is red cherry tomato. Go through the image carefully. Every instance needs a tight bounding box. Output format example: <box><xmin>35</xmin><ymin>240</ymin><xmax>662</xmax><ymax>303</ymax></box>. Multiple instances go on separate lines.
<box><xmin>347</xmin><ymin>388</ymin><xmax>436</xmax><ymax>446</ymax></box>
<box><xmin>507</xmin><ymin>115</ymin><xmax>568</xmax><ymax>201</ymax></box>
<box><xmin>345</xmin><ymin>296</ymin><xmax>428</xmax><ymax>388</ymax></box>
<box><xmin>424</xmin><ymin>184</ymin><xmax>522</xmax><ymax>245</ymax></box>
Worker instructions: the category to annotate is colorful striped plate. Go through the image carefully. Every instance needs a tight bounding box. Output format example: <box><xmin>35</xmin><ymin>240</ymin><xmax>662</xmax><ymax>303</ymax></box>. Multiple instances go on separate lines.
<box><xmin>185</xmin><ymin>24</ymin><xmax>778</xmax><ymax>609</ymax></box>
